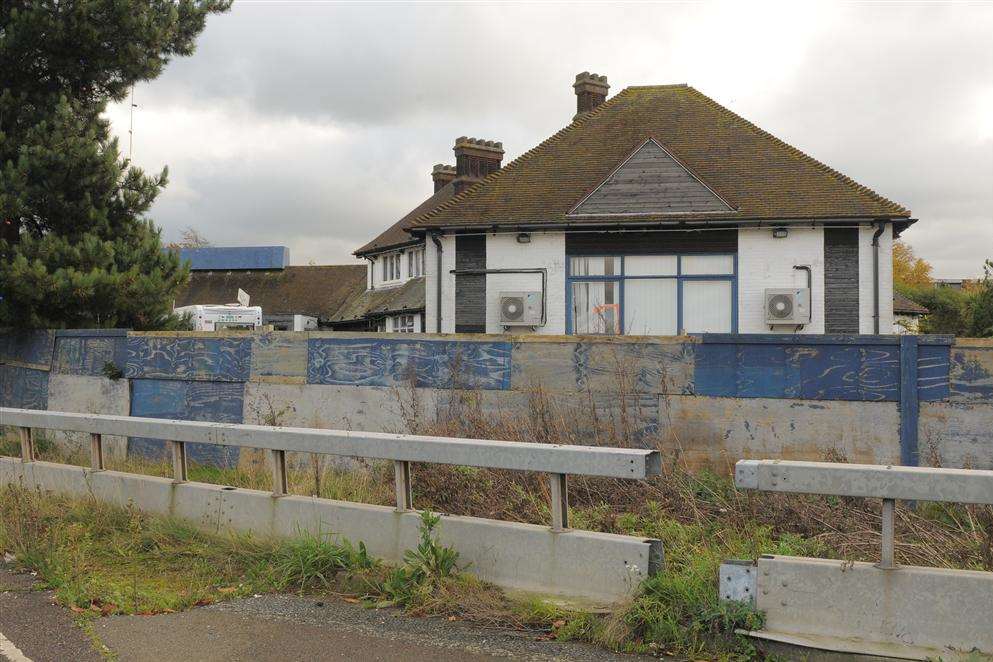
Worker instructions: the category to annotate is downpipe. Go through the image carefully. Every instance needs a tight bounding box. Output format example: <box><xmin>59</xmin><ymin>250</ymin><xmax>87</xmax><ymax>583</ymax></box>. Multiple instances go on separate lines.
<box><xmin>872</xmin><ymin>222</ymin><xmax>886</xmax><ymax>334</ymax></box>
<box><xmin>431</xmin><ymin>232</ymin><xmax>443</xmax><ymax>333</ymax></box>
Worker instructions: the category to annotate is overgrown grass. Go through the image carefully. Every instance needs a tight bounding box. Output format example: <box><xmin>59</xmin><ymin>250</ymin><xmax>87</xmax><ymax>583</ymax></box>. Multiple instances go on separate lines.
<box><xmin>0</xmin><ymin>485</ymin><xmax>501</xmax><ymax>623</ymax></box>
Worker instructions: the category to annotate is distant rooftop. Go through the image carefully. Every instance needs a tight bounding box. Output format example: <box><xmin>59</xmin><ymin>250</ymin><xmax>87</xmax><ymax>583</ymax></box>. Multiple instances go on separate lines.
<box><xmin>179</xmin><ymin>246</ymin><xmax>290</xmax><ymax>271</ymax></box>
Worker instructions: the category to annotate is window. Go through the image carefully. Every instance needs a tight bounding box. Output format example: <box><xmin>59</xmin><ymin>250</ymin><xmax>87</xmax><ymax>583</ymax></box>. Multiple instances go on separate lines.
<box><xmin>408</xmin><ymin>248</ymin><xmax>425</xmax><ymax>278</ymax></box>
<box><xmin>567</xmin><ymin>254</ymin><xmax>735</xmax><ymax>335</ymax></box>
<box><xmin>381</xmin><ymin>252</ymin><xmax>404</xmax><ymax>283</ymax></box>
<box><xmin>394</xmin><ymin>314</ymin><xmax>416</xmax><ymax>333</ymax></box>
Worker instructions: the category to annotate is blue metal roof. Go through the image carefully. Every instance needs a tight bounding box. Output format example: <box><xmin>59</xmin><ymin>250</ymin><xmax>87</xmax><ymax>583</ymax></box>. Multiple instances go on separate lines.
<box><xmin>179</xmin><ymin>246</ymin><xmax>290</xmax><ymax>271</ymax></box>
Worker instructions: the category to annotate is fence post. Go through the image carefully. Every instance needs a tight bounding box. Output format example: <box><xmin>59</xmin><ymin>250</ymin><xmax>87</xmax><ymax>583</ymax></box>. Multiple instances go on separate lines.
<box><xmin>549</xmin><ymin>473</ymin><xmax>569</xmax><ymax>532</ymax></box>
<box><xmin>18</xmin><ymin>427</ymin><xmax>34</xmax><ymax>462</ymax></box>
<box><xmin>899</xmin><ymin>335</ymin><xmax>920</xmax><ymax>467</ymax></box>
<box><xmin>394</xmin><ymin>460</ymin><xmax>412</xmax><ymax>511</ymax></box>
<box><xmin>879</xmin><ymin>498</ymin><xmax>896</xmax><ymax>569</ymax></box>
<box><xmin>270</xmin><ymin>449</ymin><xmax>288</xmax><ymax>496</ymax></box>
<box><xmin>89</xmin><ymin>433</ymin><xmax>104</xmax><ymax>470</ymax></box>
<box><xmin>168</xmin><ymin>441</ymin><xmax>188</xmax><ymax>482</ymax></box>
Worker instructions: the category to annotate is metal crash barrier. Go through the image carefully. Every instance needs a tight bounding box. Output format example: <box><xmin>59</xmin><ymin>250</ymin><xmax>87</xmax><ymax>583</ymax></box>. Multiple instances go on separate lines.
<box><xmin>723</xmin><ymin>459</ymin><xmax>993</xmax><ymax>660</ymax></box>
<box><xmin>0</xmin><ymin>406</ymin><xmax>662</xmax><ymax>602</ymax></box>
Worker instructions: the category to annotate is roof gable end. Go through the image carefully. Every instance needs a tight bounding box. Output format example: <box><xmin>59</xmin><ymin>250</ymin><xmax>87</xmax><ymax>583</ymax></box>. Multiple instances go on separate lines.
<box><xmin>569</xmin><ymin>138</ymin><xmax>735</xmax><ymax>216</ymax></box>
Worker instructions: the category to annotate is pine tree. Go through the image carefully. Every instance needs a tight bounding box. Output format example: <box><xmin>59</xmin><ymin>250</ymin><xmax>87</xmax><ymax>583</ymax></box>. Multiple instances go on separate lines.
<box><xmin>0</xmin><ymin>0</ymin><xmax>231</xmax><ymax>329</ymax></box>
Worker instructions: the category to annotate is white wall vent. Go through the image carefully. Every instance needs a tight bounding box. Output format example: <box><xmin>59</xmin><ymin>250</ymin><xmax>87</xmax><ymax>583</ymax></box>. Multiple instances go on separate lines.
<box><xmin>765</xmin><ymin>288</ymin><xmax>811</xmax><ymax>325</ymax></box>
<box><xmin>499</xmin><ymin>291</ymin><xmax>543</xmax><ymax>326</ymax></box>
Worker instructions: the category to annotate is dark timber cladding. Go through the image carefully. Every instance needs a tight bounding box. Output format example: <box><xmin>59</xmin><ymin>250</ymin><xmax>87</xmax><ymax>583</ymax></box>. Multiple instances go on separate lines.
<box><xmin>455</xmin><ymin>235</ymin><xmax>486</xmax><ymax>333</ymax></box>
<box><xmin>572</xmin><ymin>140</ymin><xmax>732</xmax><ymax>215</ymax></box>
<box><xmin>566</xmin><ymin>229</ymin><xmax>737</xmax><ymax>255</ymax></box>
<box><xmin>824</xmin><ymin>228</ymin><xmax>860</xmax><ymax>333</ymax></box>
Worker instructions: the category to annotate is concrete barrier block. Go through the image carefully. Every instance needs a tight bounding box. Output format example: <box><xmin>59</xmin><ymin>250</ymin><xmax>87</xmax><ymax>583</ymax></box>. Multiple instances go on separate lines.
<box><xmin>659</xmin><ymin>395</ymin><xmax>901</xmax><ymax>471</ymax></box>
<box><xmin>46</xmin><ymin>374</ymin><xmax>130</xmax><ymax>460</ymax></box>
<box><xmin>1</xmin><ymin>458</ymin><xmax>660</xmax><ymax>603</ymax></box>
<box><xmin>919</xmin><ymin>401</ymin><xmax>993</xmax><ymax>469</ymax></box>
<box><xmin>747</xmin><ymin>555</ymin><xmax>993</xmax><ymax>659</ymax></box>
<box><xmin>510</xmin><ymin>340</ymin><xmax>693</xmax><ymax>395</ymax></box>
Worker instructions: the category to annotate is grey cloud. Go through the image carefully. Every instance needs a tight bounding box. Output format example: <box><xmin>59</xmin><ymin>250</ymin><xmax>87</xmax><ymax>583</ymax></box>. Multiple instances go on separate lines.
<box><xmin>123</xmin><ymin>2</ymin><xmax>992</xmax><ymax>276</ymax></box>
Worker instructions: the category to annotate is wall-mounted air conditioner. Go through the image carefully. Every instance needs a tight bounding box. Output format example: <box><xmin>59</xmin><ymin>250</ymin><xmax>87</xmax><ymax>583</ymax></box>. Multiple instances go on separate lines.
<box><xmin>499</xmin><ymin>291</ymin><xmax>544</xmax><ymax>326</ymax></box>
<box><xmin>765</xmin><ymin>288</ymin><xmax>811</xmax><ymax>325</ymax></box>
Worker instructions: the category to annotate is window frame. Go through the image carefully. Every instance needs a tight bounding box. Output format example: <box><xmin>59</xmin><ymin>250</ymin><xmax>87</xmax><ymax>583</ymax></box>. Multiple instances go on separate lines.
<box><xmin>565</xmin><ymin>253</ymin><xmax>738</xmax><ymax>335</ymax></box>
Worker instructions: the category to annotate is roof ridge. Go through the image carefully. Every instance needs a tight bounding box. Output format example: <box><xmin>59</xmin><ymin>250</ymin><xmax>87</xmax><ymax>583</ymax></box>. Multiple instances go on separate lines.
<box><xmin>411</xmin><ymin>87</ymin><xmax>639</xmax><ymax>227</ymax></box>
<box><xmin>683</xmin><ymin>86</ymin><xmax>909</xmax><ymax>216</ymax></box>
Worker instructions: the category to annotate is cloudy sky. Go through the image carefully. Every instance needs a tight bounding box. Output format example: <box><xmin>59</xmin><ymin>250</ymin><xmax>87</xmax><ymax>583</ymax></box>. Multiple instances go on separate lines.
<box><xmin>105</xmin><ymin>1</ymin><xmax>993</xmax><ymax>278</ymax></box>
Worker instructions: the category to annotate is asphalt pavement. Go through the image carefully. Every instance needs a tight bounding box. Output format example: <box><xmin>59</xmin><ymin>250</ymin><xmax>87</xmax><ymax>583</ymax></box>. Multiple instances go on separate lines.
<box><xmin>1</xmin><ymin>564</ymin><xmax>641</xmax><ymax>661</ymax></box>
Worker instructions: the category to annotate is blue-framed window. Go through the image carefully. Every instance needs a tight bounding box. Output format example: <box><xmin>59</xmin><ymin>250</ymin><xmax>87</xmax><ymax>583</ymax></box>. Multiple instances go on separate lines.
<box><xmin>566</xmin><ymin>254</ymin><xmax>738</xmax><ymax>335</ymax></box>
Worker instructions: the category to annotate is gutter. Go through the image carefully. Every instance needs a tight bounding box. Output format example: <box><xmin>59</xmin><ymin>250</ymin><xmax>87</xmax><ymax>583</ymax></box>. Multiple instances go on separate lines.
<box><xmin>430</xmin><ymin>232</ymin><xmax>443</xmax><ymax>333</ymax></box>
<box><xmin>872</xmin><ymin>221</ymin><xmax>887</xmax><ymax>334</ymax></box>
<box><xmin>411</xmin><ymin>217</ymin><xmax>915</xmax><ymax>235</ymax></box>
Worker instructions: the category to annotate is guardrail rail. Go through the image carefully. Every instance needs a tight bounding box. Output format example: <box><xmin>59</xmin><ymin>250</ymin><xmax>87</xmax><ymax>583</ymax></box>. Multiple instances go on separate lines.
<box><xmin>0</xmin><ymin>407</ymin><xmax>663</xmax><ymax>601</ymax></box>
<box><xmin>722</xmin><ymin>459</ymin><xmax>993</xmax><ymax>660</ymax></box>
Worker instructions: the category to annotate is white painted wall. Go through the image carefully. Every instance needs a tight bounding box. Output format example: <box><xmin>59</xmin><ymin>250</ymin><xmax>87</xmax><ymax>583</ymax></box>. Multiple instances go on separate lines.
<box><xmin>484</xmin><ymin>233</ymin><xmax>567</xmax><ymax>335</ymax></box>
<box><xmin>423</xmin><ymin>225</ymin><xmax>895</xmax><ymax>336</ymax></box>
<box><xmin>737</xmin><ymin>227</ymin><xmax>826</xmax><ymax>333</ymax></box>
<box><xmin>424</xmin><ymin>234</ymin><xmax>455</xmax><ymax>333</ymax></box>
<box><xmin>858</xmin><ymin>223</ymin><xmax>894</xmax><ymax>333</ymax></box>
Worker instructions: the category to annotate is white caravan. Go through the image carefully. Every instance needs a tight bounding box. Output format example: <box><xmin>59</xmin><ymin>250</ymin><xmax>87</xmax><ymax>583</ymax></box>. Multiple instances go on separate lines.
<box><xmin>173</xmin><ymin>304</ymin><xmax>263</xmax><ymax>331</ymax></box>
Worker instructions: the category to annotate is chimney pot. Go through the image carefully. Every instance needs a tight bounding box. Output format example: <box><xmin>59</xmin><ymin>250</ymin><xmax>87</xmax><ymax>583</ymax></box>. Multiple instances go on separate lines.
<box><xmin>573</xmin><ymin>71</ymin><xmax>610</xmax><ymax>119</ymax></box>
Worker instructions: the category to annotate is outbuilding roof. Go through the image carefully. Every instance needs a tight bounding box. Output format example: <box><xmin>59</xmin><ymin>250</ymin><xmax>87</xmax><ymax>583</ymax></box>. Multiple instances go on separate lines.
<box><xmin>410</xmin><ymin>85</ymin><xmax>911</xmax><ymax>231</ymax></box>
<box><xmin>893</xmin><ymin>292</ymin><xmax>929</xmax><ymax>316</ymax></box>
<box><xmin>174</xmin><ymin>265</ymin><xmax>366</xmax><ymax>321</ymax></box>
<box><xmin>329</xmin><ymin>276</ymin><xmax>425</xmax><ymax>324</ymax></box>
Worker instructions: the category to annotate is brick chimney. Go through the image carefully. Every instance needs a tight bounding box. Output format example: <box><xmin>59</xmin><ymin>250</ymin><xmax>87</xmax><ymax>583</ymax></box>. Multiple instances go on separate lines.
<box><xmin>453</xmin><ymin>137</ymin><xmax>503</xmax><ymax>193</ymax></box>
<box><xmin>573</xmin><ymin>72</ymin><xmax>609</xmax><ymax>119</ymax></box>
<box><xmin>431</xmin><ymin>164</ymin><xmax>456</xmax><ymax>192</ymax></box>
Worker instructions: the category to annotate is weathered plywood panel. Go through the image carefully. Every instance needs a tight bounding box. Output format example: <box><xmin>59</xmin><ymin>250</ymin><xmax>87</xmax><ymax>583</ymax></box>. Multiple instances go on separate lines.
<box><xmin>659</xmin><ymin>395</ymin><xmax>901</xmax><ymax>471</ymax></box>
<box><xmin>47</xmin><ymin>374</ymin><xmax>130</xmax><ymax>459</ymax></box>
<box><xmin>250</xmin><ymin>332</ymin><xmax>308</xmax><ymax>381</ymax></box>
<box><xmin>52</xmin><ymin>335</ymin><xmax>126</xmax><ymax>376</ymax></box>
<box><xmin>510</xmin><ymin>340</ymin><xmax>693</xmax><ymax>395</ymax></box>
<box><xmin>919</xmin><ymin>401</ymin><xmax>993</xmax><ymax>470</ymax></box>
<box><xmin>125</xmin><ymin>336</ymin><xmax>251</xmax><ymax>382</ymax></box>
<box><xmin>0</xmin><ymin>330</ymin><xmax>55</xmax><ymax>369</ymax></box>
<box><xmin>308</xmin><ymin>338</ymin><xmax>511</xmax><ymax>390</ymax></box>
<box><xmin>695</xmin><ymin>341</ymin><xmax>948</xmax><ymax>402</ymax></box>
<box><xmin>129</xmin><ymin>379</ymin><xmax>244</xmax><ymax>467</ymax></box>
<box><xmin>948</xmin><ymin>345</ymin><xmax>993</xmax><ymax>403</ymax></box>
<box><xmin>0</xmin><ymin>365</ymin><xmax>49</xmax><ymax>410</ymax></box>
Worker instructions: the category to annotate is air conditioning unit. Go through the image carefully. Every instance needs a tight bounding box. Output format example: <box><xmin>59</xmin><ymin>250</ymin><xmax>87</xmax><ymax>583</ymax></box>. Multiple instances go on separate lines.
<box><xmin>765</xmin><ymin>288</ymin><xmax>811</xmax><ymax>325</ymax></box>
<box><xmin>499</xmin><ymin>291</ymin><xmax>543</xmax><ymax>326</ymax></box>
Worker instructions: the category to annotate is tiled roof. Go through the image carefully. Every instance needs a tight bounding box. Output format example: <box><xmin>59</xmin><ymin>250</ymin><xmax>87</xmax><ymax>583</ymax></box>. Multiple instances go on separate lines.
<box><xmin>329</xmin><ymin>276</ymin><xmax>425</xmax><ymax>323</ymax></box>
<box><xmin>354</xmin><ymin>181</ymin><xmax>456</xmax><ymax>256</ymax></box>
<box><xmin>893</xmin><ymin>292</ymin><xmax>929</xmax><ymax>315</ymax></box>
<box><xmin>410</xmin><ymin>85</ymin><xmax>911</xmax><ymax>230</ymax></box>
<box><xmin>174</xmin><ymin>265</ymin><xmax>366</xmax><ymax>321</ymax></box>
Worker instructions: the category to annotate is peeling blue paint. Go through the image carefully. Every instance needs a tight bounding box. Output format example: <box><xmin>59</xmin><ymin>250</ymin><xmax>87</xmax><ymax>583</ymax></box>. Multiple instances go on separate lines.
<box><xmin>125</xmin><ymin>337</ymin><xmax>251</xmax><ymax>382</ymax></box>
<box><xmin>308</xmin><ymin>338</ymin><xmax>512</xmax><ymax>390</ymax></box>
<box><xmin>695</xmin><ymin>336</ymin><xmax>950</xmax><ymax>403</ymax></box>
<box><xmin>949</xmin><ymin>349</ymin><xmax>993</xmax><ymax>401</ymax></box>
<box><xmin>0</xmin><ymin>365</ymin><xmax>49</xmax><ymax>410</ymax></box>
<box><xmin>128</xmin><ymin>379</ymin><xmax>244</xmax><ymax>467</ymax></box>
